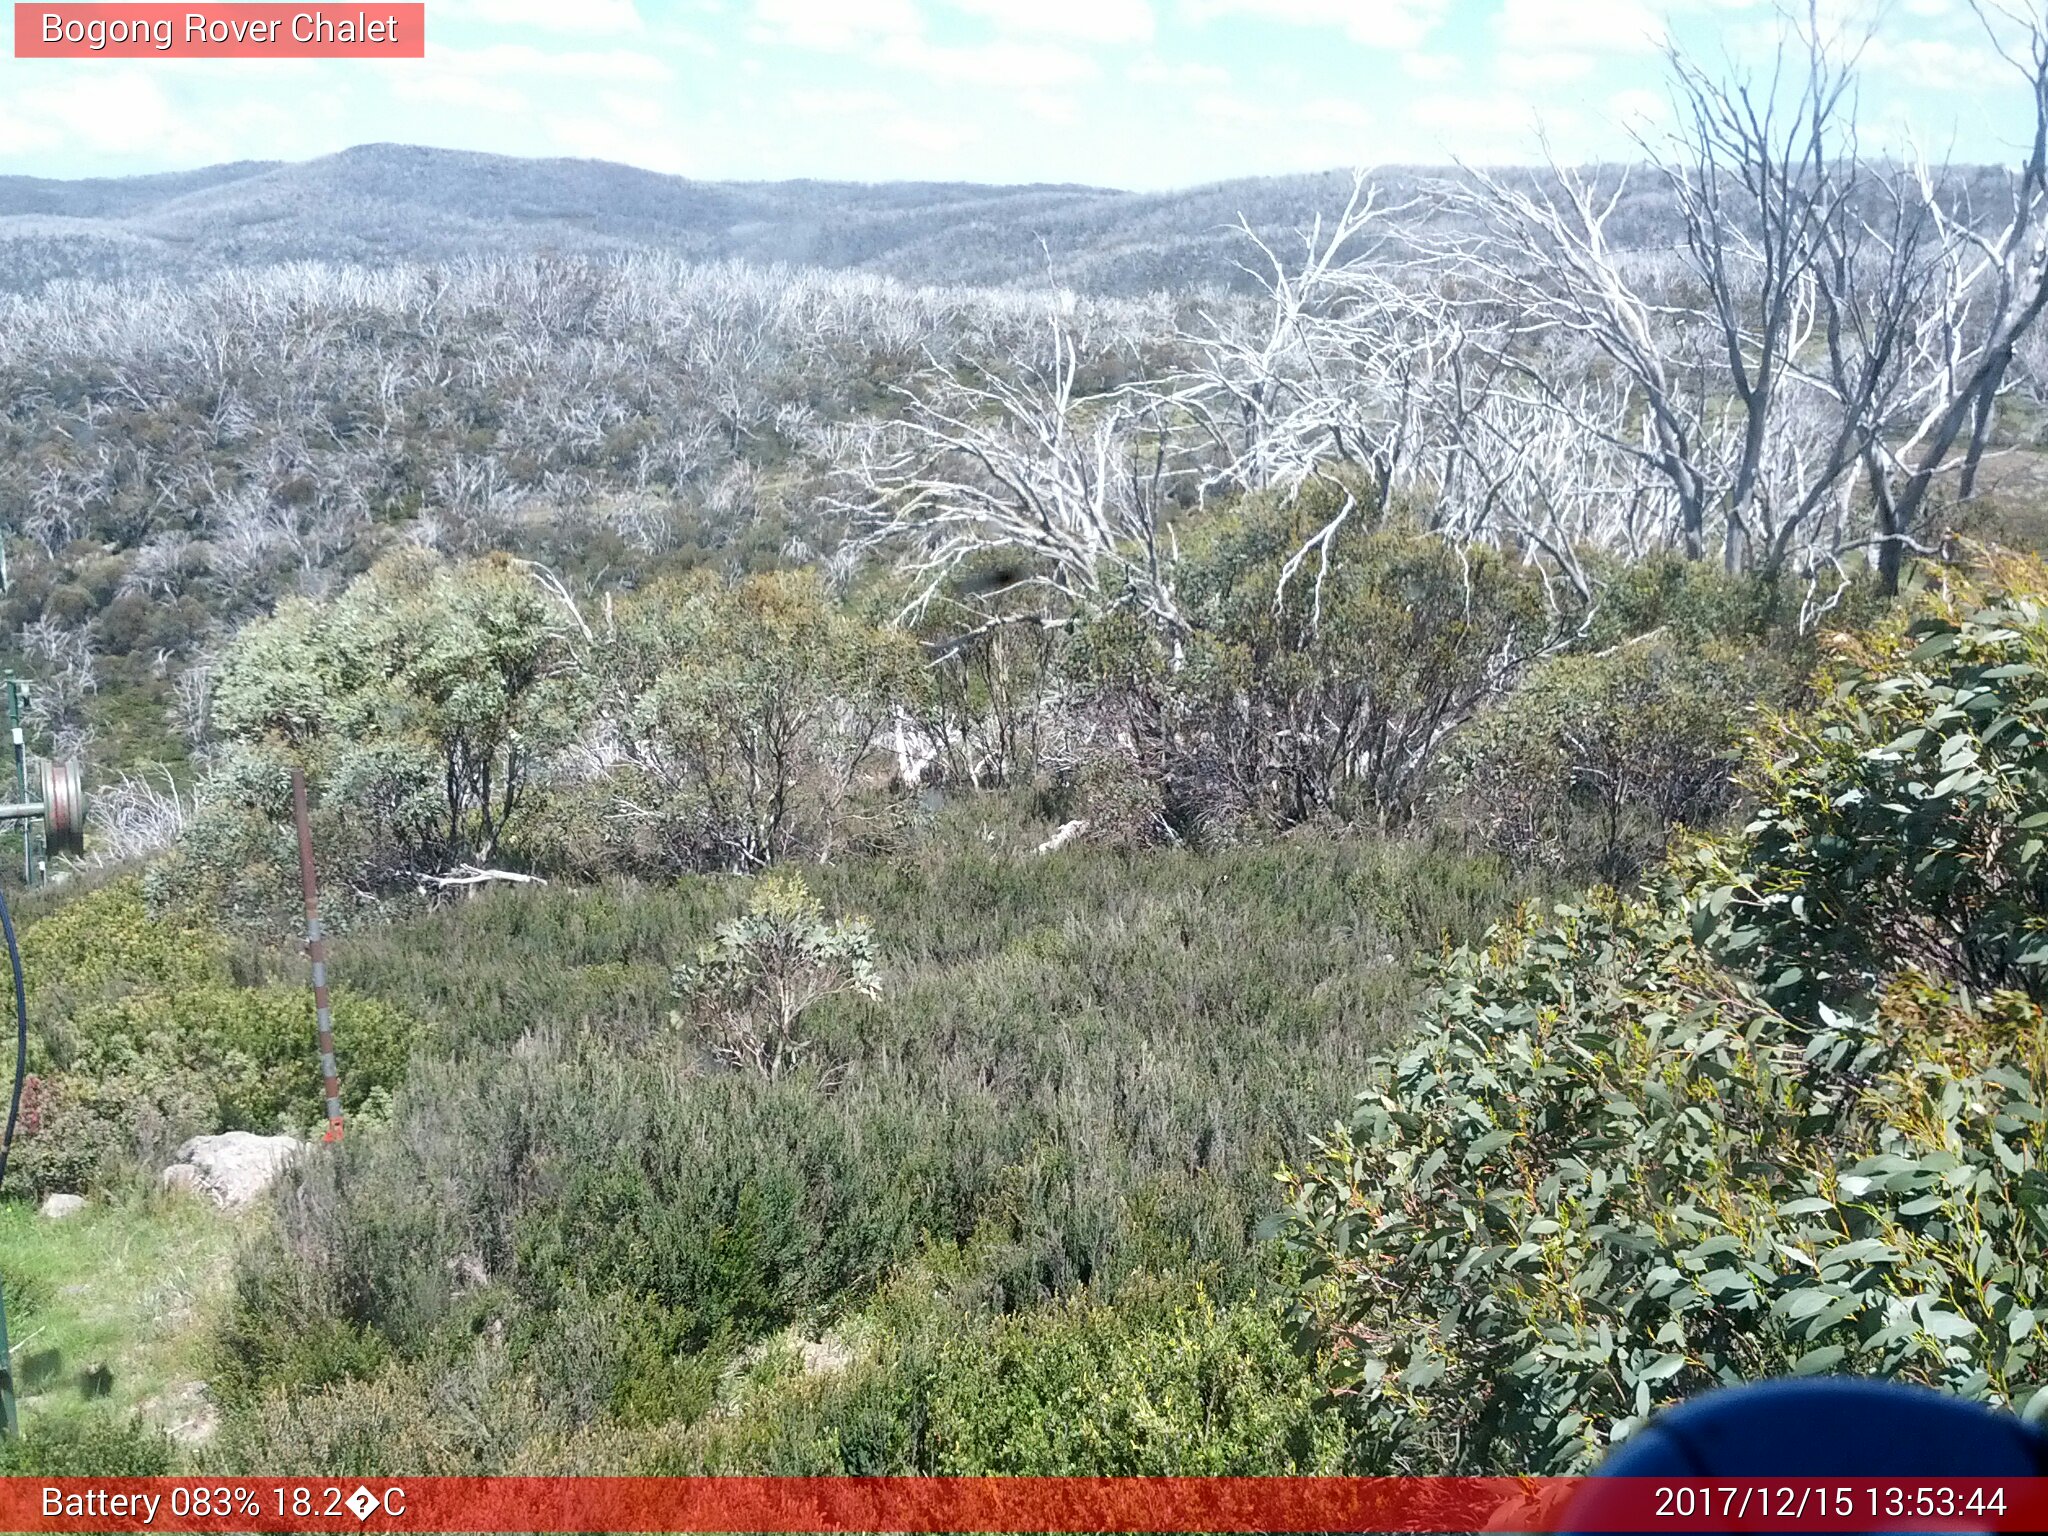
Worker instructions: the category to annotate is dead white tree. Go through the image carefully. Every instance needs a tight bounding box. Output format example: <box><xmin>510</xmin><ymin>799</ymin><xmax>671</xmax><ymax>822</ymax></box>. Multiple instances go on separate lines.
<box><xmin>1434</xmin><ymin>373</ymin><xmax>1666</xmax><ymax>615</ymax></box>
<box><xmin>1449</xmin><ymin>4</ymin><xmax>2048</xmax><ymax>593</ymax></box>
<box><xmin>1655</xmin><ymin>24</ymin><xmax>1882</xmax><ymax>574</ymax></box>
<box><xmin>845</xmin><ymin>293</ymin><xmax>1190</xmax><ymax>636</ymax></box>
<box><xmin>17</xmin><ymin>616</ymin><xmax>97</xmax><ymax>760</ymax></box>
<box><xmin>169</xmin><ymin>655</ymin><xmax>214</xmax><ymax>749</ymax></box>
<box><xmin>1450</xmin><ymin>154</ymin><xmax>1721</xmax><ymax>562</ymax></box>
<box><xmin>1176</xmin><ymin>174</ymin><xmax>1452</xmax><ymax>505</ymax></box>
<box><xmin>1860</xmin><ymin>0</ymin><xmax>2048</xmax><ymax>589</ymax></box>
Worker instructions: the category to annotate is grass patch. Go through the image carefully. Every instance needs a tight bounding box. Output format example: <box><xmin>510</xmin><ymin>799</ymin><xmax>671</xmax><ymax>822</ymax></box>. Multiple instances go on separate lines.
<box><xmin>0</xmin><ymin>1194</ymin><xmax>239</xmax><ymax>1446</ymax></box>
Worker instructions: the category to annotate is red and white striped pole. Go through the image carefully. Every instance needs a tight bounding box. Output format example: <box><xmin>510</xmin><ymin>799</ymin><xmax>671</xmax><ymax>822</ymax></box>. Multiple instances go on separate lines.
<box><xmin>290</xmin><ymin>767</ymin><xmax>345</xmax><ymax>1144</ymax></box>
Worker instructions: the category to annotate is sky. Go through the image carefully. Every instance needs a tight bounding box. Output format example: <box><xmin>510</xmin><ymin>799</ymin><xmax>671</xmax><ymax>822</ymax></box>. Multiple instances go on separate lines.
<box><xmin>0</xmin><ymin>0</ymin><xmax>2035</xmax><ymax>189</ymax></box>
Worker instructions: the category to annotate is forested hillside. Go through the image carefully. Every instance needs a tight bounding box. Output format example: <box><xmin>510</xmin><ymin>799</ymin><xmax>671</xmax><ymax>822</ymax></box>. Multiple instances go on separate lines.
<box><xmin>7</xmin><ymin>3</ymin><xmax>2048</xmax><ymax>1481</ymax></box>
<box><xmin>0</xmin><ymin>146</ymin><xmax>1756</xmax><ymax>297</ymax></box>
<box><xmin>0</xmin><ymin>147</ymin><xmax>1362</xmax><ymax>295</ymax></box>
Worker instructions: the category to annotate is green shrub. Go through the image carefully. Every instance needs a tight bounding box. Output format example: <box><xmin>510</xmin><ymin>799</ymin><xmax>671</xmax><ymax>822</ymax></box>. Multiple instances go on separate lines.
<box><xmin>663</xmin><ymin>1351</ymin><xmax>921</xmax><ymax>1476</ymax></box>
<box><xmin>921</xmin><ymin>1280</ymin><xmax>1346</xmax><ymax>1474</ymax></box>
<box><xmin>0</xmin><ymin>1415</ymin><xmax>174</xmax><ymax>1476</ymax></box>
<box><xmin>1276</xmin><ymin>551</ymin><xmax>2048</xmax><ymax>1473</ymax></box>
<box><xmin>589</xmin><ymin>570</ymin><xmax>923</xmax><ymax>873</ymax></box>
<box><xmin>7</xmin><ymin>878</ymin><xmax>421</xmax><ymax>1196</ymax></box>
<box><xmin>510</xmin><ymin>1285</ymin><xmax>728</xmax><ymax>1430</ymax></box>
<box><xmin>0</xmin><ymin>1258</ymin><xmax>48</xmax><ymax>1326</ymax></box>
<box><xmin>155</xmin><ymin>551</ymin><xmax>587</xmax><ymax>927</ymax></box>
<box><xmin>8</xmin><ymin>1069</ymin><xmax>211</xmax><ymax>1200</ymax></box>
<box><xmin>1449</xmin><ymin>637</ymin><xmax>1775</xmax><ymax>880</ymax></box>
<box><xmin>1583</xmin><ymin>550</ymin><xmax>1884</xmax><ymax>653</ymax></box>
<box><xmin>22</xmin><ymin>880</ymin><xmax>224</xmax><ymax>1005</ymax></box>
<box><xmin>1705</xmin><ymin>550</ymin><xmax>2048</xmax><ymax>1014</ymax></box>
<box><xmin>1063</xmin><ymin>497</ymin><xmax>1554</xmax><ymax>833</ymax></box>
<box><xmin>656</xmin><ymin>1274</ymin><xmax>1345</xmax><ymax>1477</ymax></box>
<box><xmin>64</xmin><ymin>985</ymin><xmax>416</xmax><ymax>1135</ymax></box>
<box><xmin>209</xmin><ymin>831</ymin><xmax>1543</xmax><ymax>1470</ymax></box>
<box><xmin>211</xmin><ymin>1312</ymin><xmax>394</xmax><ymax>1410</ymax></box>
<box><xmin>671</xmin><ymin>873</ymin><xmax>879</xmax><ymax>1081</ymax></box>
<box><xmin>208</xmin><ymin>1353</ymin><xmax>559</xmax><ymax>1476</ymax></box>
<box><xmin>159</xmin><ymin>563</ymin><xmax>924</xmax><ymax>907</ymax></box>
<box><xmin>1275</xmin><ymin>895</ymin><xmax>2048</xmax><ymax>1473</ymax></box>
<box><xmin>901</xmin><ymin>568</ymin><xmax>1062</xmax><ymax>792</ymax></box>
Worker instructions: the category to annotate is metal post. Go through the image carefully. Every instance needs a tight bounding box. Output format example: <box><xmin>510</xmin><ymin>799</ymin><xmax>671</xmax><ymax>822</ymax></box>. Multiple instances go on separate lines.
<box><xmin>290</xmin><ymin>769</ymin><xmax>345</xmax><ymax>1144</ymax></box>
<box><xmin>6</xmin><ymin>681</ymin><xmax>25</xmax><ymax>889</ymax></box>
<box><xmin>0</xmin><ymin>1282</ymin><xmax>17</xmax><ymax>1440</ymax></box>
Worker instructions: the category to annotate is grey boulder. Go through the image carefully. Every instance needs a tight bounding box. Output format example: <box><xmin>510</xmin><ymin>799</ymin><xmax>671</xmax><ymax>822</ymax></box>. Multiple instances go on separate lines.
<box><xmin>159</xmin><ymin>1132</ymin><xmax>305</xmax><ymax>1208</ymax></box>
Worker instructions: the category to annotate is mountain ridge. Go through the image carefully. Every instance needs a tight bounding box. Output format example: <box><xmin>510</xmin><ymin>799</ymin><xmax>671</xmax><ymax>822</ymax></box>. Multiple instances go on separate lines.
<box><xmin>0</xmin><ymin>143</ymin><xmax>1392</xmax><ymax>294</ymax></box>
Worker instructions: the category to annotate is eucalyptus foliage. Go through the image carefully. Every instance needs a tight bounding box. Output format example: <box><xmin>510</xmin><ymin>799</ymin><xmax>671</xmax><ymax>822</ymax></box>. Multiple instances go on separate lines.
<box><xmin>155</xmin><ymin>549</ymin><xmax>584</xmax><ymax>925</ymax></box>
<box><xmin>1705</xmin><ymin>559</ymin><xmax>2048</xmax><ymax>1014</ymax></box>
<box><xmin>597</xmin><ymin>571</ymin><xmax>924</xmax><ymax>872</ymax></box>
<box><xmin>1275</xmin><ymin>556</ymin><xmax>2048</xmax><ymax>1474</ymax></box>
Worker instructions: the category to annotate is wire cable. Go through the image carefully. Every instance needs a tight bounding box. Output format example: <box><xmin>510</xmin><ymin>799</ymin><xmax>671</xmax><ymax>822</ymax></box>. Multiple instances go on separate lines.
<box><xmin>0</xmin><ymin>876</ymin><xmax>27</xmax><ymax>1440</ymax></box>
<box><xmin>0</xmin><ymin>878</ymin><xmax>27</xmax><ymax>1191</ymax></box>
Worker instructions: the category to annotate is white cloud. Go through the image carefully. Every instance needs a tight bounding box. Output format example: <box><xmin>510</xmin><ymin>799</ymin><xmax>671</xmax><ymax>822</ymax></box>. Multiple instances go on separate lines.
<box><xmin>750</xmin><ymin>0</ymin><xmax>921</xmax><ymax>50</ymax></box>
<box><xmin>1410</xmin><ymin>90</ymin><xmax>1543</xmax><ymax>134</ymax></box>
<box><xmin>947</xmin><ymin>0</ymin><xmax>1156</xmax><ymax>44</ymax></box>
<box><xmin>421</xmin><ymin>43</ymin><xmax>672</xmax><ymax>82</ymax></box>
<box><xmin>0</xmin><ymin>68</ymin><xmax>227</xmax><ymax>161</ymax></box>
<box><xmin>749</xmin><ymin>0</ymin><xmax>1114</xmax><ymax>94</ymax></box>
<box><xmin>1496</xmin><ymin>49</ymin><xmax>1597</xmax><ymax>86</ymax></box>
<box><xmin>873</xmin><ymin>113</ymin><xmax>979</xmax><ymax>156</ymax></box>
<box><xmin>549</xmin><ymin>126</ymin><xmax>686</xmax><ymax>172</ymax></box>
<box><xmin>547</xmin><ymin>90</ymin><xmax>691</xmax><ymax>170</ymax></box>
<box><xmin>0</xmin><ymin>61</ymin><xmax>59</xmax><ymax>153</ymax></box>
<box><xmin>0</xmin><ymin>0</ymin><xmax>2015</xmax><ymax>190</ymax></box>
<box><xmin>1608</xmin><ymin>85</ymin><xmax>1666</xmax><ymax>132</ymax></box>
<box><xmin>1019</xmin><ymin>90</ymin><xmax>1086</xmax><ymax>124</ymax></box>
<box><xmin>874</xmin><ymin>34</ymin><xmax>1100</xmax><ymax>87</ymax></box>
<box><xmin>1129</xmin><ymin>54</ymin><xmax>1230</xmax><ymax>87</ymax></box>
<box><xmin>1861</xmin><ymin>33</ymin><xmax>2008</xmax><ymax>90</ymax></box>
<box><xmin>388</xmin><ymin>69</ymin><xmax>529</xmax><ymax>113</ymax></box>
<box><xmin>759</xmin><ymin>84</ymin><xmax>988</xmax><ymax>175</ymax></box>
<box><xmin>1401</xmin><ymin>52</ymin><xmax>1463</xmax><ymax>82</ymax></box>
<box><xmin>1178</xmin><ymin>0</ymin><xmax>1450</xmax><ymax>52</ymax></box>
<box><xmin>782</xmin><ymin>86</ymin><xmax>906</xmax><ymax>117</ymax></box>
<box><xmin>0</xmin><ymin>101</ymin><xmax>60</xmax><ymax>158</ymax></box>
<box><xmin>1163</xmin><ymin>86</ymin><xmax>1552</xmax><ymax>175</ymax></box>
<box><xmin>386</xmin><ymin>41</ymin><xmax>669</xmax><ymax>119</ymax></box>
<box><xmin>1498</xmin><ymin>0</ymin><xmax>1664</xmax><ymax>53</ymax></box>
<box><xmin>439</xmin><ymin>0</ymin><xmax>644</xmax><ymax>34</ymax></box>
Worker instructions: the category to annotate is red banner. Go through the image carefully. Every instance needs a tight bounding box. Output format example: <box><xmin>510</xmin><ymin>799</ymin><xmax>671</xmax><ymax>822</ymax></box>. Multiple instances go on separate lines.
<box><xmin>0</xmin><ymin>1477</ymin><xmax>2044</xmax><ymax>1533</ymax></box>
<box><xmin>13</xmin><ymin>5</ymin><xmax>425</xmax><ymax>58</ymax></box>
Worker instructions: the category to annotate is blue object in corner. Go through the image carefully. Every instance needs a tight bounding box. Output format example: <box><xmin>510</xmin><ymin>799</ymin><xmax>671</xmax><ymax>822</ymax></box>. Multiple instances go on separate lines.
<box><xmin>1558</xmin><ymin>1380</ymin><xmax>2048</xmax><ymax>1535</ymax></box>
<box><xmin>1598</xmin><ymin>1380</ymin><xmax>2047</xmax><ymax>1476</ymax></box>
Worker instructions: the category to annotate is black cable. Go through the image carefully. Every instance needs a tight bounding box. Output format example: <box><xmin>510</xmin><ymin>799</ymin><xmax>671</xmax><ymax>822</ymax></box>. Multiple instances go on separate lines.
<box><xmin>0</xmin><ymin>878</ymin><xmax>27</xmax><ymax>1192</ymax></box>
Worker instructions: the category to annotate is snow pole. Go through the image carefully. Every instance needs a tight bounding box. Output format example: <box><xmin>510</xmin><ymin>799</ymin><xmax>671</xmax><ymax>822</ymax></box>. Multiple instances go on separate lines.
<box><xmin>291</xmin><ymin>767</ymin><xmax>345</xmax><ymax>1143</ymax></box>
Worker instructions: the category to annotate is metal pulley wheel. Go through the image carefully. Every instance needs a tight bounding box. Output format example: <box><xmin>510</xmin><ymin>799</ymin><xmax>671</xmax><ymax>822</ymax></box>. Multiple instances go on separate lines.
<box><xmin>35</xmin><ymin>757</ymin><xmax>83</xmax><ymax>858</ymax></box>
